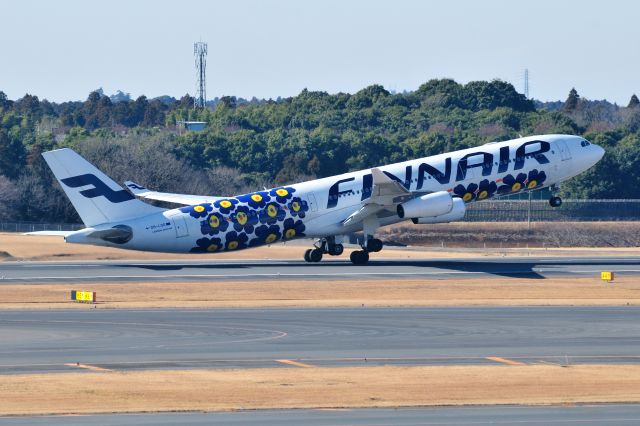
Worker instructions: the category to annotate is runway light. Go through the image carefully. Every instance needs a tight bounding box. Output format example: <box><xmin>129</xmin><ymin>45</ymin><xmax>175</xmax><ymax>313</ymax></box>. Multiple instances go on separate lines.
<box><xmin>600</xmin><ymin>271</ymin><xmax>614</xmax><ymax>283</ymax></box>
<box><xmin>71</xmin><ymin>290</ymin><xmax>96</xmax><ymax>303</ymax></box>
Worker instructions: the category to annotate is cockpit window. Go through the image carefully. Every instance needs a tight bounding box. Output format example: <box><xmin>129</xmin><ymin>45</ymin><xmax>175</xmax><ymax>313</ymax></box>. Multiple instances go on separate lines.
<box><xmin>580</xmin><ymin>140</ymin><xmax>591</xmax><ymax>147</ymax></box>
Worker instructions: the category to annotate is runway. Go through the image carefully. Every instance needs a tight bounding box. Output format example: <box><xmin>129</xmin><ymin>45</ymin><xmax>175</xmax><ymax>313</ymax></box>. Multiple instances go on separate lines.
<box><xmin>2</xmin><ymin>306</ymin><xmax>640</xmax><ymax>374</ymax></box>
<box><xmin>4</xmin><ymin>405</ymin><xmax>640</xmax><ymax>425</ymax></box>
<box><xmin>1</xmin><ymin>255</ymin><xmax>640</xmax><ymax>283</ymax></box>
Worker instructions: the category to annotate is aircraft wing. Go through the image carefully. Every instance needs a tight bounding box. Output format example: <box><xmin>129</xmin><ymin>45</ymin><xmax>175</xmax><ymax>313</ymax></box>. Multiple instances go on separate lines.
<box><xmin>342</xmin><ymin>168</ymin><xmax>411</xmax><ymax>227</ymax></box>
<box><xmin>124</xmin><ymin>181</ymin><xmax>222</xmax><ymax>206</ymax></box>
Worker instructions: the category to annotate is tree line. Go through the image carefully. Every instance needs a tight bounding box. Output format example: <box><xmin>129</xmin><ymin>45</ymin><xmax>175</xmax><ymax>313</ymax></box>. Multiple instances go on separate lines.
<box><xmin>0</xmin><ymin>80</ymin><xmax>639</xmax><ymax>223</ymax></box>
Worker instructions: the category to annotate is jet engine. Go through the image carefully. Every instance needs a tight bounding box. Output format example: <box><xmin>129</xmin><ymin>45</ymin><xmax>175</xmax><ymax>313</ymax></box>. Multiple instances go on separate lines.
<box><xmin>411</xmin><ymin>197</ymin><xmax>466</xmax><ymax>224</ymax></box>
<box><xmin>397</xmin><ymin>191</ymin><xmax>454</xmax><ymax>219</ymax></box>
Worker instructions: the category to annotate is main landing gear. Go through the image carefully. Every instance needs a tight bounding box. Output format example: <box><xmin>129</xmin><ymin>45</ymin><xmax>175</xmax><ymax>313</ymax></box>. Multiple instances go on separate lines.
<box><xmin>349</xmin><ymin>238</ymin><xmax>383</xmax><ymax>265</ymax></box>
<box><xmin>303</xmin><ymin>236</ymin><xmax>383</xmax><ymax>265</ymax></box>
<box><xmin>303</xmin><ymin>236</ymin><xmax>344</xmax><ymax>263</ymax></box>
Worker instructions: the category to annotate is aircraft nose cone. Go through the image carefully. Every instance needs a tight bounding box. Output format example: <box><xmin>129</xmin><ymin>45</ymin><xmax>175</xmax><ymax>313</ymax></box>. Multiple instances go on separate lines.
<box><xmin>593</xmin><ymin>144</ymin><xmax>605</xmax><ymax>162</ymax></box>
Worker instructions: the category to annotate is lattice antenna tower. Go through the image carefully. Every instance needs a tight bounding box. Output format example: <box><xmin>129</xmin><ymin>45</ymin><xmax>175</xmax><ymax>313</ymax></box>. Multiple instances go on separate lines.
<box><xmin>194</xmin><ymin>42</ymin><xmax>208</xmax><ymax>108</ymax></box>
<box><xmin>524</xmin><ymin>68</ymin><xmax>530</xmax><ymax>99</ymax></box>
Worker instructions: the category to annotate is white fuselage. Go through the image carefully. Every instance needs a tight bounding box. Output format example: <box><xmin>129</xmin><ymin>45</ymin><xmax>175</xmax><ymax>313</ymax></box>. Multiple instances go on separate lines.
<box><xmin>66</xmin><ymin>134</ymin><xmax>604</xmax><ymax>253</ymax></box>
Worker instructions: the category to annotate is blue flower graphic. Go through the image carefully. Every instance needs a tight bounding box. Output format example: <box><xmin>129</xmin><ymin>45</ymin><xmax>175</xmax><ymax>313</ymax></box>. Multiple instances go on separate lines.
<box><xmin>287</xmin><ymin>197</ymin><xmax>309</xmax><ymax>218</ymax></box>
<box><xmin>476</xmin><ymin>179</ymin><xmax>497</xmax><ymax>200</ymax></box>
<box><xmin>270</xmin><ymin>186</ymin><xmax>296</xmax><ymax>204</ymax></box>
<box><xmin>224</xmin><ymin>231</ymin><xmax>248</xmax><ymax>251</ymax></box>
<box><xmin>250</xmin><ymin>224</ymin><xmax>282</xmax><ymax>246</ymax></box>
<box><xmin>498</xmin><ymin>173</ymin><xmax>527</xmax><ymax>195</ymax></box>
<box><xmin>180</xmin><ymin>203</ymin><xmax>212</xmax><ymax>219</ymax></box>
<box><xmin>526</xmin><ymin>169</ymin><xmax>547</xmax><ymax>189</ymax></box>
<box><xmin>259</xmin><ymin>202</ymin><xmax>286</xmax><ymax>224</ymax></box>
<box><xmin>200</xmin><ymin>212</ymin><xmax>229</xmax><ymax>235</ymax></box>
<box><xmin>190</xmin><ymin>237</ymin><xmax>223</xmax><ymax>253</ymax></box>
<box><xmin>237</xmin><ymin>191</ymin><xmax>271</xmax><ymax>209</ymax></box>
<box><xmin>230</xmin><ymin>205</ymin><xmax>258</xmax><ymax>233</ymax></box>
<box><xmin>453</xmin><ymin>182</ymin><xmax>478</xmax><ymax>203</ymax></box>
<box><xmin>213</xmin><ymin>198</ymin><xmax>239</xmax><ymax>214</ymax></box>
<box><xmin>282</xmin><ymin>218</ymin><xmax>306</xmax><ymax>240</ymax></box>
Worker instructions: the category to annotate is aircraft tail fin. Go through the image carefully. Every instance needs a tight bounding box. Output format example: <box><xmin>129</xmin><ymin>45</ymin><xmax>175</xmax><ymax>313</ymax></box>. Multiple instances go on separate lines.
<box><xmin>42</xmin><ymin>148</ymin><xmax>164</xmax><ymax>227</ymax></box>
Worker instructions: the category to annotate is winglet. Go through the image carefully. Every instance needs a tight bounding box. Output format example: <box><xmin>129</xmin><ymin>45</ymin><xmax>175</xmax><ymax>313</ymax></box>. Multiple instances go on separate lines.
<box><xmin>124</xmin><ymin>181</ymin><xmax>151</xmax><ymax>196</ymax></box>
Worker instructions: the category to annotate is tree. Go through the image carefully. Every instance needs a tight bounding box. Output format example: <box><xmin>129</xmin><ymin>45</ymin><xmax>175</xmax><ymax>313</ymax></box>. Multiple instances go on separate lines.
<box><xmin>0</xmin><ymin>129</ymin><xmax>26</xmax><ymax>179</ymax></box>
<box><xmin>564</xmin><ymin>88</ymin><xmax>580</xmax><ymax>112</ymax></box>
<box><xmin>0</xmin><ymin>91</ymin><xmax>11</xmax><ymax>110</ymax></box>
<box><xmin>629</xmin><ymin>94</ymin><xmax>640</xmax><ymax>108</ymax></box>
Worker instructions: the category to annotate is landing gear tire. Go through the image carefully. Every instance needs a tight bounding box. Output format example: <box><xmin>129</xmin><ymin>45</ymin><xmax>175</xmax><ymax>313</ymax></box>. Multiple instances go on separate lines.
<box><xmin>366</xmin><ymin>238</ymin><xmax>383</xmax><ymax>253</ymax></box>
<box><xmin>549</xmin><ymin>196</ymin><xmax>562</xmax><ymax>208</ymax></box>
<box><xmin>328</xmin><ymin>243</ymin><xmax>344</xmax><ymax>256</ymax></box>
<box><xmin>309</xmin><ymin>248</ymin><xmax>324</xmax><ymax>262</ymax></box>
<box><xmin>304</xmin><ymin>249</ymin><xmax>313</xmax><ymax>262</ymax></box>
<box><xmin>350</xmin><ymin>250</ymin><xmax>370</xmax><ymax>265</ymax></box>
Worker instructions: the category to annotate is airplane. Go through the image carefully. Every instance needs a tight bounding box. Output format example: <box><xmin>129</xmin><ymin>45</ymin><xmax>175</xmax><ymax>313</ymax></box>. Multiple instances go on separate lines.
<box><xmin>42</xmin><ymin>134</ymin><xmax>604</xmax><ymax>265</ymax></box>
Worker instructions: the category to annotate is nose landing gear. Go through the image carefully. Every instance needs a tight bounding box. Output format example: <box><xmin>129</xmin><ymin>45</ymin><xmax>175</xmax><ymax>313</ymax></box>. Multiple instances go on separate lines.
<box><xmin>549</xmin><ymin>196</ymin><xmax>563</xmax><ymax>207</ymax></box>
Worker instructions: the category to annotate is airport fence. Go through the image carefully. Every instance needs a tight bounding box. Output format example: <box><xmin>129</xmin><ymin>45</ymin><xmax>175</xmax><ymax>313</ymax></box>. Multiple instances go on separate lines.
<box><xmin>1</xmin><ymin>199</ymin><xmax>639</xmax><ymax>234</ymax></box>
<box><xmin>465</xmin><ymin>199</ymin><xmax>640</xmax><ymax>222</ymax></box>
<box><xmin>0</xmin><ymin>222</ymin><xmax>84</xmax><ymax>233</ymax></box>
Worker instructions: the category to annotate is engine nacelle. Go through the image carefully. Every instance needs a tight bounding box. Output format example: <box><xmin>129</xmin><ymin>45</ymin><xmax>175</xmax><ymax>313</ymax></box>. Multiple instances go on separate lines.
<box><xmin>411</xmin><ymin>197</ymin><xmax>466</xmax><ymax>224</ymax></box>
<box><xmin>397</xmin><ymin>191</ymin><xmax>453</xmax><ymax>219</ymax></box>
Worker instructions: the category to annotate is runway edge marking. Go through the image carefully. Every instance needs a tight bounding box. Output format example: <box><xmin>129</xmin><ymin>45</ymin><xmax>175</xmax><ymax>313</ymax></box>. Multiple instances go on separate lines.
<box><xmin>275</xmin><ymin>359</ymin><xmax>316</xmax><ymax>368</ymax></box>
<box><xmin>486</xmin><ymin>357</ymin><xmax>525</xmax><ymax>366</ymax></box>
<box><xmin>64</xmin><ymin>363</ymin><xmax>112</xmax><ymax>372</ymax></box>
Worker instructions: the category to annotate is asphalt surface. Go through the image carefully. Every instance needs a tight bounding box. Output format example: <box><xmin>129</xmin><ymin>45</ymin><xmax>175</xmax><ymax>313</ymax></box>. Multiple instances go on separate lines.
<box><xmin>1</xmin><ymin>256</ymin><xmax>640</xmax><ymax>283</ymax></box>
<box><xmin>2</xmin><ymin>306</ymin><xmax>640</xmax><ymax>374</ymax></box>
<box><xmin>4</xmin><ymin>405</ymin><xmax>640</xmax><ymax>425</ymax></box>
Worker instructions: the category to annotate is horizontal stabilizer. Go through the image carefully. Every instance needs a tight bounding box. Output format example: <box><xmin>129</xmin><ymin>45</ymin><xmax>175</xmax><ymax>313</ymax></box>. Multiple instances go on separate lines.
<box><xmin>124</xmin><ymin>181</ymin><xmax>222</xmax><ymax>206</ymax></box>
<box><xmin>23</xmin><ymin>231</ymin><xmax>74</xmax><ymax>237</ymax></box>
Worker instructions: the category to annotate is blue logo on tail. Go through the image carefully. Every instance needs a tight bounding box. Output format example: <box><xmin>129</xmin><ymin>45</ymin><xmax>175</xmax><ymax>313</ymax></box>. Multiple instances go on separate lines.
<box><xmin>61</xmin><ymin>174</ymin><xmax>135</xmax><ymax>203</ymax></box>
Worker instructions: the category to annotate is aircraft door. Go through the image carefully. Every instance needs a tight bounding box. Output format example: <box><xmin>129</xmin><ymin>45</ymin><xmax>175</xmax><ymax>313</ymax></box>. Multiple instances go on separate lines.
<box><xmin>167</xmin><ymin>213</ymin><xmax>189</xmax><ymax>238</ymax></box>
<box><xmin>306</xmin><ymin>192</ymin><xmax>318</xmax><ymax>212</ymax></box>
<box><xmin>557</xmin><ymin>140</ymin><xmax>572</xmax><ymax>161</ymax></box>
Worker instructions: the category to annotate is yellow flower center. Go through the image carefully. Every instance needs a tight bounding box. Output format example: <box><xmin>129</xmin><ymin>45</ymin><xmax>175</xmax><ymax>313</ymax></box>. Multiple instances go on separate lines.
<box><xmin>265</xmin><ymin>233</ymin><xmax>278</xmax><ymax>244</ymax></box>
<box><xmin>512</xmin><ymin>182</ymin><xmax>522</xmax><ymax>192</ymax></box>
<box><xmin>285</xmin><ymin>229</ymin><xmax>296</xmax><ymax>239</ymax></box>
<box><xmin>478</xmin><ymin>190</ymin><xmax>488</xmax><ymax>200</ymax></box>
<box><xmin>291</xmin><ymin>201</ymin><xmax>300</xmax><ymax>212</ymax></box>
<box><xmin>236</xmin><ymin>212</ymin><xmax>247</xmax><ymax>225</ymax></box>
<box><xmin>275</xmin><ymin>188</ymin><xmax>288</xmax><ymax>197</ymax></box>
<box><xmin>462</xmin><ymin>192</ymin><xmax>473</xmax><ymax>202</ymax></box>
<box><xmin>527</xmin><ymin>180</ymin><xmax>537</xmax><ymax>189</ymax></box>
<box><xmin>251</xmin><ymin>194</ymin><xmax>262</xmax><ymax>202</ymax></box>
<box><xmin>194</xmin><ymin>205</ymin><xmax>205</xmax><ymax>213</ymax></box>
<box><xmin>208</xmin><ymin>215</ymin><xmax>220</xmax><ymax>228</ymax></box>
<box><xmin>206</xmin><ymin>244</ymin><xmax>218</xmax><ymax>252</ymax></box>
<box><xmin>220</xmin><ymin>200</ymin><xmax>232</xmax><ymax>208</ymax></box>
<box><xmin>267</xmin><ymin>205</ymin><xmax>277</xmax><ymax>217</ymax></box>
<box><xmin>227</xmin><ymin>241</ymin><xmax>238</xmax><ymax>250</ymax></box>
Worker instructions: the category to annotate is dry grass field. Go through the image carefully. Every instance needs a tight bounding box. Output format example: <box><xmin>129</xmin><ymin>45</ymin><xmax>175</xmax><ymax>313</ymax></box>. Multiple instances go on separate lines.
<box><xmin>1</xmin><ymin>277</ymin><xmax>639</xmax><ymax>310</ymax></box>
<box><xmin>2</xmin><ymin>365</ymin><xmax>640</xmax><ymax>415</ymax></box>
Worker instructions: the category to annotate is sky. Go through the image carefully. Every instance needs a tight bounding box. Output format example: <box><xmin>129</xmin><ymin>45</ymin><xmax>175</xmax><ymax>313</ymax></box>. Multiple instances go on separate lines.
<box><xmin>1</xmin><ymin>0</ymin><xmax>638</xmax><ymax>104</ymax></box>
